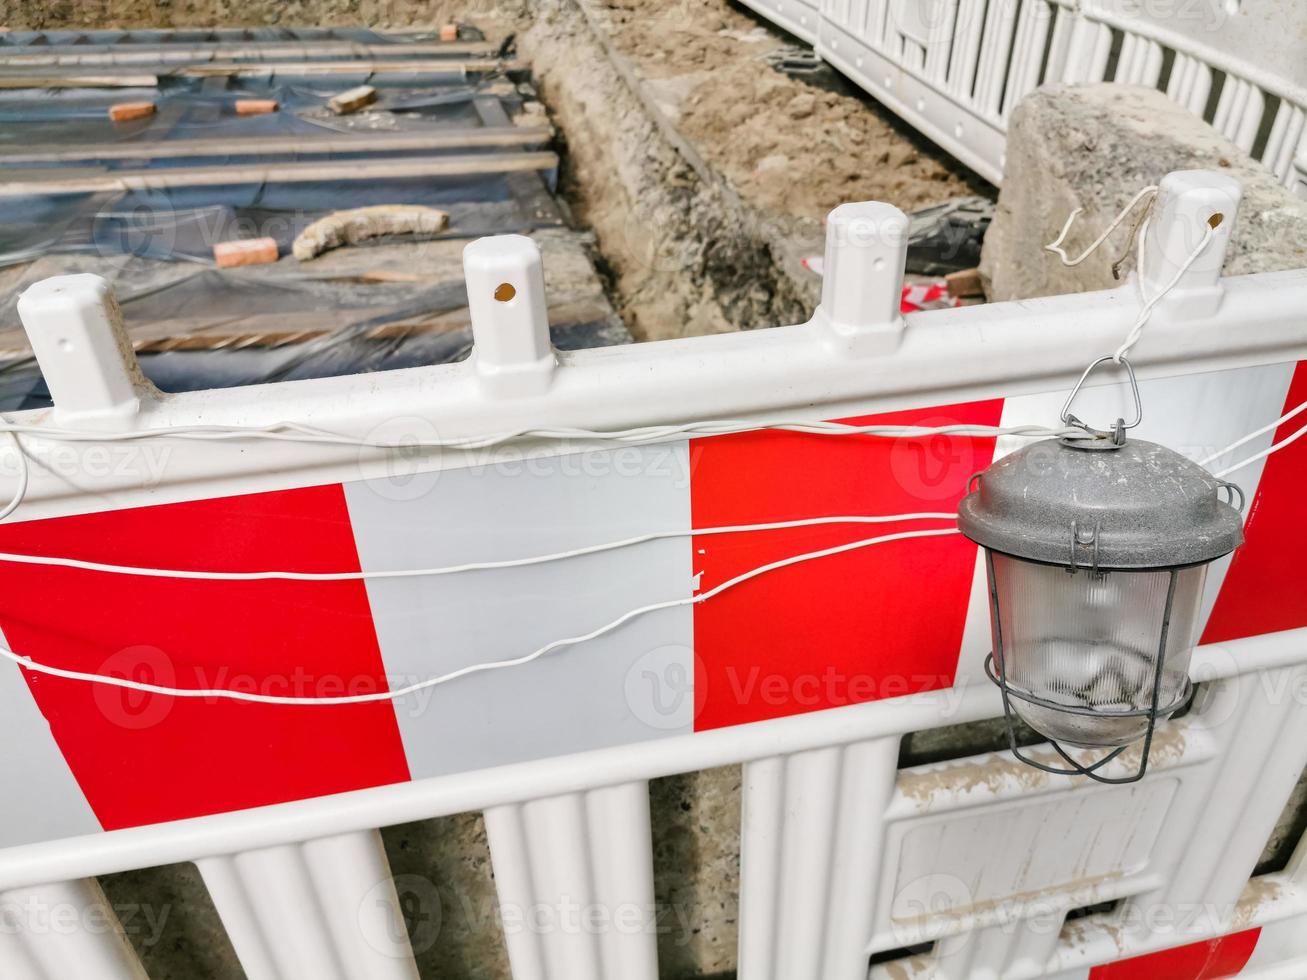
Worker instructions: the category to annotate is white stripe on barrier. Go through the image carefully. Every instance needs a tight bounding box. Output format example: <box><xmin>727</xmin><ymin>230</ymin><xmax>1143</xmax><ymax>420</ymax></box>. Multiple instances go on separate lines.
<box><xmin>344</xmin><ymin>444</ymin><xmax>696</xmax><ymax>775</ymax></box>
<box><xmin>0</xmin><ymin>629</ymin><xmax>102</xmax><ymax>847</ymax></box>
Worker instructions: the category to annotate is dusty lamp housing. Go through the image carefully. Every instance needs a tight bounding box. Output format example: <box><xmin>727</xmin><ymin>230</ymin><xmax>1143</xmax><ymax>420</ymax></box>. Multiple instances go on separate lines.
<box><xmin>958</xmin><ymin>433</ymin><xmax>1244</xmax><ymax>784</ymax></box>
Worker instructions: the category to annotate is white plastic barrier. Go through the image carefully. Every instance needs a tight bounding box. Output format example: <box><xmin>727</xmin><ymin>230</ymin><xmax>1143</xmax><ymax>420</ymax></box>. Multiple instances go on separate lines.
<box><xmin>0</xmin><ymin>171</ymin><xmax>1304</xmax><ymax>979</ymax></box>
<box><xmin>737</xmin><ymin>0</ymin><xmax>1307</xmax><ymax>194</ymax></box>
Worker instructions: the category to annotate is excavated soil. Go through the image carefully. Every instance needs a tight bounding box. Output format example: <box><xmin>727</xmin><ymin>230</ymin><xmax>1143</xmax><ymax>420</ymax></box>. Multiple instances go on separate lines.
<box><xmin>517</xmin><ymin>0</ymin><xmax>991</xmax><ymax>339</ymax></box>
<box><xmin>598</xmin><ymin>0</ymin><xmax>984</xmax><ymax>218</ymax></box>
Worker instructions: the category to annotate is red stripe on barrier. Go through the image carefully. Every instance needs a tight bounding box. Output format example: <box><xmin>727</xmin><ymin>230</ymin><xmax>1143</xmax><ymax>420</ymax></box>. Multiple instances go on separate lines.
<box><xmin>1202</xmin><ymin>361</ymin><xmax>1307</xmax><ymax>644</ymax></box>
<box><xmin>1088</xmin><ymin>927</ymin><xmax>1261</xmax><ymax>979</ymax></box>
<box><xmin>0</xmin><ymin>485</ymin><xmax>410</xmax><ymax>831</ymax></box>
<box><xmin>689</xmin><ymin>399</ymin><xmax>1002</xmax><ymax>731</ymax></box>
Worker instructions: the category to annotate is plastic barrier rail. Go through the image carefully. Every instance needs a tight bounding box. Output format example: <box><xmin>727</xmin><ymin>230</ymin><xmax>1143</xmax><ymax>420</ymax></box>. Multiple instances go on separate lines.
<box><xmin>737</xmin><ymin>0</ymin><xmax>1307</xmax><ymax>195</ymax></box>
<box><xmin>1</xmin><ymin>171</ymin><xmax>1306</xmax><ymax>979</ymax></box>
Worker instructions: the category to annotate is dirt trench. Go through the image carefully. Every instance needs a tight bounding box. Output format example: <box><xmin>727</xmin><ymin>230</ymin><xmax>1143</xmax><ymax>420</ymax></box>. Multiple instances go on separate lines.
<box><xmin>518</xmin><ymin>0</ymin><xmax>989</xmax><ymax>340</ymax></box>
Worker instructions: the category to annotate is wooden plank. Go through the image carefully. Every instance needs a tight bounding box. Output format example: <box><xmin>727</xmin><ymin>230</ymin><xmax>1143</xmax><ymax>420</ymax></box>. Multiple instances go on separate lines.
<box><xmin>0</xmin><ymin>59</ymin><xmax>520</xmax><ymax>88</ymax></box>
<box><xmin>176</xmin><ymin>58</ymin><xmax>523</xmax><ymax>77</ymax></box>
<box><xmin>0</xmin><ymin>74</ymin><xmax>158</xmax><ymax>89</ymax></box>
<box><xmin>0</xmin><ymin>127</ymin><xmax>554</xmax><ymax>165</ymax></box>
<box><xmin>0</xmin><ymin>151</ymin><xmax>560</xmax><ymax>196</ymax></box>
<box><xmin>0</xmin><ymin>41</ymin><xmax>499</xmax><ymax>67</ymax></box>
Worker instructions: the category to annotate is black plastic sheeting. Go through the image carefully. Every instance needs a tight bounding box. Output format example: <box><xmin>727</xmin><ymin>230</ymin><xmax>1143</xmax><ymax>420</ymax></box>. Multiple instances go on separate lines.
<box><xmin>905</xmin><ymin>197</ymin><xmax>994</xmax><ymax>276</ymax></box>
<box><xmin>0</xmin><ymin>171</ymin><xmax>562</xmax><ymax>267</ymax></box>
<box><xmin>0</xmin><ymin>28</ymin><xmax>619</xmax><ymax>410</ymax></box>
<box><xmin>0</xmin><ymin>267</ymin><xmax>624</xmax><ymax>411</ymax></box>
<box><xmin>0</xmin><ymin>68</ymin><xmax>553</xmax><ymax>267</ymax></box>
<box><xmin>0</xmin><ymin>75</ymin><xmax>520</xmax><ymax>142</ymax></box>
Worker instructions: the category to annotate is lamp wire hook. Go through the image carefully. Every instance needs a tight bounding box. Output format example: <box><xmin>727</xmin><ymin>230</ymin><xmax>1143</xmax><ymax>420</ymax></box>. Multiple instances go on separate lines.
<box><xmin>1060</xmin><ymin>354</ymin><xmax>1143</xmax><ymax>447</ymax></box>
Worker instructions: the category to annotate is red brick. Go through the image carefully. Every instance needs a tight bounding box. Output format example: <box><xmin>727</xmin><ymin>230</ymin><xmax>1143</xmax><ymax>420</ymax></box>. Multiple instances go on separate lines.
<box><xmin>213</xmin><ymin>238</ymin><xmax>279</xmax><ymax>268</ymax></box>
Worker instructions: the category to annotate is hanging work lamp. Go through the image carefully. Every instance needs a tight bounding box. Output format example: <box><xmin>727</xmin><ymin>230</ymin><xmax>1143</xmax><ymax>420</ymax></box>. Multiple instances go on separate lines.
<box><xmin>958</xmin><ymin>358</ymin><xmax>1245</xmax><ymax>783</ymax></box>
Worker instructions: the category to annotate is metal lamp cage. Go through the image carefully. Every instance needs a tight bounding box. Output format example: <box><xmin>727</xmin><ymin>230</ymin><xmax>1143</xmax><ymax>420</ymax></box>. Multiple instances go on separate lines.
<box><xmin>982</xmin><ymin>553</ymin><xmax>1194</xmax><ymax>784</ymax></box>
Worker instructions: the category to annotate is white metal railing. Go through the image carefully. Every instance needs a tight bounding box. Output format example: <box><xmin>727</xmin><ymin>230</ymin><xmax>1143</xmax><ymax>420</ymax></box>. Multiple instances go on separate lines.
<box><xmin>738</xmin><ymin>0</ymin><xmax>1307</xmax><ymax>194</ymax></box>
<box><xmin>0</xmin><ymin>171</ymin><xmax>1305</xmax><ymax>979</ymax></box>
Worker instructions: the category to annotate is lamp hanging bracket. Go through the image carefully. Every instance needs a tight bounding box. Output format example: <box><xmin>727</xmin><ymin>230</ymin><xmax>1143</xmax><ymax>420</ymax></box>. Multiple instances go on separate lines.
<box><xmin>1060</xmin><ymin>355</ymin><xmax>1142</xmax><ymax>449</ymax></box>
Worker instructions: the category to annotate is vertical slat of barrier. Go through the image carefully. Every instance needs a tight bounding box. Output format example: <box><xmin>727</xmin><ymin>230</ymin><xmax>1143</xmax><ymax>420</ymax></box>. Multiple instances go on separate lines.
<box><xmin>1086</xmin><ymin>19</ymin><xmax>1113</xmax><ymax>83</ymax></box>
<box><xmin>586</xmin><ymin>783</ymin><xmax>658</xmax><ymax>980</ymax></box>
<box><xmin>974</xmin><ymin>0</ymin><xmax>1018</xmax><ymax>117</ymax></box>
<box><xmin>862</xmin><ymin>0</ymin><xmax>887</xmax><ymax>48</ymax></box>
<box><xmin>1213</xmin><ymin>78</ymin><xmax>1262</xmax><ymax>151</ymax></box>
<box><xmin>1001</xmin><ymin>0</ymin><xmax>1049</xmax><ymax>119</ymax></box>
<box><xmin>776</xmin><ymin>746</ymin><xmax>842</xmax><ymax>979</ymax></box>
<box><xmin>1129</xmin><ymin>35</ymin><xmax>1149</xmax><ymax>83</ymax></box>
<box><xmin>0</xmin><ymin>879</ymin><xmax>148</xmax><ymax>980</ymax></box>
<box><xmin>1236</xmin><ymin>86</ymin><xmax>1266</xmax><ymax>152</ymax></box>
<box><xmin>198</xmin><ymin>830</ymin><xmax>419</xmax><ymax>980</ymax></box>
<box><xmin>822</xmin><ymin>739</ymin><xmax>906</xmax><ymax>977</ymax></box>
<box><xmin>1117</xmin><ymin>34</ymin><xmax>1161</xmax><ymax>86</ymax></box>
<box><xmin>1183</xmin><ymin>55</ymin><xmax>1211</xmax><ymax>113</ymax></box>
<box><xmin>932</xmin><ymin>917</ymin><xmax>1065</xmax><ymax>980</ymax></box>
<box><xmin>1268</xmin><ymin>105</ymin><xmax>1307</xmax><ymax>188</ymax></box>
<box><xmin>1117</xmin><ymin>32</ymin><xmax>1141</xmax><ymax>82</ymax></box>
<box><xmin>483</xmin><ymin>782</ymin><xmax>658</xmax><ymax>980</ymax></box>
<box><xmin>1166</xmin><ymin>52</ymin><xmax>1194</xmax><ymax>108</ymax></box>
<box><xmin>884</xmin><ymin>3</ymin><xmax>906</xmax><ymax>61</ymax></box>
<box><xmin>737</xmin><ymin>756</ymin><xmax>784</xmax><ymax>978</ymax></box>
<box><xmin>946</xmin><ymin>0</ymin><xmax>987</xmax><ymax>99</ymax></box>
<box><xmin>923</xmin><ymin>0</ymin><xmax>959</xmax><ymax>84</ymax></box>
<box><xmin>1123</xmin><ymin>665</ymin><xmax>1307</xmax><ymax>943</ymax></box>
<box><xmin>847</xmin><ymin>0</ymin><xmax>869</xmax><ymax>38</ymax></box>
<box><xmin>1168</xmin><ymin>52</ymin><xmax>1213</xmax><ymax>116</ymax></box>
<box><xmin>1060</xmin><ymin>17</ymin><xmax>1111</xmax><ymax>83</ymax></box>
<box><xmin>1142</xmin><ymin>37</ymin><xmax>1164</xmax><ymax>87</ymax></box>
<box><xmin>1040</xmin><ymin>3</ymin><xmax>1074</xmax><ymax>88</ymax></box>
<box><xmin>738</xmin><ymin>737</ymin><xmax>900</xmax><ymax>980</ymax></box>
<box><xmin>903</xmin><ymin>38</ymin><xmax>926</xmax><ymax>74</ymax></box>
<box><xmin>1211</xmin><ymin>77</ymin><xmax>1242</xmax><ymax>136</ymax></box>
<box><xmin>302</xmin><ymin>833</ymin><xmax>420</xmax><ymax>978</ymax></box>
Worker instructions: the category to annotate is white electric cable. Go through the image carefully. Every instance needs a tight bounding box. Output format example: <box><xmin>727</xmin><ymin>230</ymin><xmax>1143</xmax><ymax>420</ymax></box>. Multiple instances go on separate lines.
<box><xmin>1113</xmin><ymin>216</ymin><xmax>1216</xmax><ymax>363</ymax></box>
<box><xmin>1044</xmin><ymin>184</ymin><xmax>1217</xmax><ymax>363</ymax></box>
<box><xmin>0</xmin><ymin>432</ymin><xmax>28</xmax><ymax>523</ymax></box>
<box><xmin>0</xmin><ymin>419</ymin><xmax>1074</xmax><ymax>526</ymax></box>
<box><xmin>1200</xmin><ymin>399</ymin><xmax>1307</xmax><ymax>467</ymax></box>
<box><xmin>0</xmin><ymin>526</ymin><xmax>960</xmax><ymax>705</ymax></box>
<box><xmin>0</xmin><ymin>419</ymin><xmax>1078</xmax><ymax>450</ymax></box>
<box><xmin>1044</xmin><ymin>185</ymin><xmax>1158</xmax><ymax>267</ymax></box>
<box><xmin>1214</xmin><ymin>419</ymin><xmax>1307</xmax><ymax>479</ymax></box>
<box><xmin>0</xmin><ymin>512</ymin><xmax>957</xmax><ymax>581</ymax></box>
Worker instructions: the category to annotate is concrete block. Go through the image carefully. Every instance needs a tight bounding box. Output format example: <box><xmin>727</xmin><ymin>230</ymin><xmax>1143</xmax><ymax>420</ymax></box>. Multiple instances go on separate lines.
<box><xmin>327</xmin><ymin>84</ymin><xmax>378</xmax><ymax>115</ymax></box>
<box><xmin>980</xmin><ymin>84</ymin><xmax>1307</xmax><ymax>302</ymax></box>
